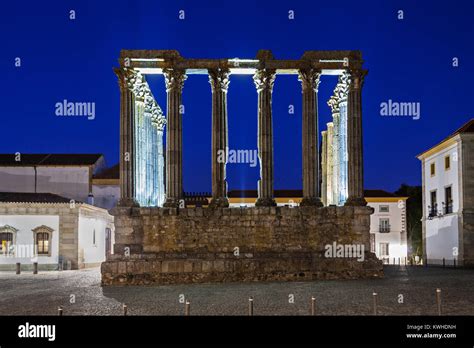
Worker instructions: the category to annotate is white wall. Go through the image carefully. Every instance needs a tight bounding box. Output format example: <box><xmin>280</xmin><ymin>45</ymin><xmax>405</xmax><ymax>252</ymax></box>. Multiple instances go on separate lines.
<box><xmin>78</xmin><ymin>214</ymin><xmax>108</xmax><ymax>265</ymax></box>
<box><xmin>368</xmin><ymin>201</ymin><xmax>407</xmax><ymax>262</ymax></box>
<box><xmin>422</xmin><ymin>143</ymin><xmax>460</xmax><ymax>263</ymax></box>
<box><xmin>0</xmin><ymin>215</ymin><xmax>59</xmax><ymax>267</ymax></box>
<box><xmin>423</xmin><ymin>143</ymin><xmax>460</xmax><ymax>214</ymax></box>
<box><xmin>0</xmin><ymin>167</ymin><xmax>90</xmax><ymax>203</ymax></box>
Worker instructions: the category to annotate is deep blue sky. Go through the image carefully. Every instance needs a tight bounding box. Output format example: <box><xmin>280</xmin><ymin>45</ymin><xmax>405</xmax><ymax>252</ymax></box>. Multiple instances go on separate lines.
<box><xmin>1</xmin><ymin>0</ymin><xmax>473</xmax><ymax>193</ymax></box>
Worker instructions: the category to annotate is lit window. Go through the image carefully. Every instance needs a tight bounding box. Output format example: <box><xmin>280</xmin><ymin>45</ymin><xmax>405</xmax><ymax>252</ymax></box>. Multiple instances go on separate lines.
<box><xmin>32</xmin><ymin>225</ymin><xmax>54</xmax><ymax>256</ymax></box>
<box><xmin>0</xmin><ymin>232</ymin><xmax>13</xmax><ymax>254</ymax></box>
<box><xmin>36</xmin><ymin>232</ymin><xmax>49</xmax><ymax>255</ymax></box>
<box><xmin>430</xmin><ymin>163</ymin><xmax>435</xmax><ymax>176</ymax></box>
<box><xmin>445</xmin><ymin>155</ymin><xmax>450</xmax><ymax>170</ymax></box>
<box><xmin>0</xmin><ymin>225</ymin><xmax>18</xmax><ymax>255</ymax></box>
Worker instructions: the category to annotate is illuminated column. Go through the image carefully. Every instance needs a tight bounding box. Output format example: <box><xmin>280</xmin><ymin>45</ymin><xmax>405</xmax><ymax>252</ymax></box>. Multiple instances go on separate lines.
<box><xmin>253</xmin><ymin>68</ymin><xmax>277</xmax><ymax>207</ymax></box>
<box><xmin>163</xmin><ymin>68</ymin><xmax>187</xmax><ymax>208</ymax></box>
<box><xmin>326</xmin><ymin>122</ymin><xmax>334</xmax><ymax>205</ymax></box>
<box><xmin>114</xmin><ymin>68</ymin><xmax>139</xmax><ymax>206</ymax></box>
<box><xmin>321</xmin><ymin>130</ymin><xmax>328</xmax><ymax>206</ymax></box>
<box><xmin>298</xmin><ymin>69</ymin><xmax>323</xmax><ymax>207</ymax></box>
<box><xmin>151</xmin><ymin>105</ymin><xmax>166</xmax><ymax>207</ymax></box>
<box><xmin>345</xmin><ymin>69</ymin><xmax>367</xmax><ymax>206</ymax></box>
<box><xmin>208</xmin><ymin>68</ymin><xmax>230</xmax><ymax>208</ymax></box>
<box><xmin>337</xmin><ymin>72</ymin><xmax>350</xmax><ymax>205</ymax></box>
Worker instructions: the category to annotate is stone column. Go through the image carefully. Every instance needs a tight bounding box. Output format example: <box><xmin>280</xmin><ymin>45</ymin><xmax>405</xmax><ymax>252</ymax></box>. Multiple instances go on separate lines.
<box><xmin>298</xmin><ymin>69</ymin><xmax>323</xmax><ymax>207</ymax></box>
<box><xmin>114</xmin><ymin>68</ymin><xmax>138</xmax><ymax>207</ymax></box>
<box><xmin>163</xmin><ymin>68</ymin><xmax>187</xmax><ymax>208</ymax></box>
<box><xmin>326</xmin><ymin>122</ymin><xmax>334</xmax><ymax>205</ymax></box>
<box><xmin>345</xmin><ymin>69</ymin><xmax>367</xmax><ymax>206</ymax></box>
<box><xmin>253</xmin><ymin>69</ymin><xmax>277</xmax><ymax>207</ymax></box>
<box><xmin>321</xmin><ymin>130</ymin><xmax>328</xmax><ymax>206</ymax></box>
<box><xmin>208</xmin><ymin>68</ymin><xmax>230</xmax><ymax>208</ymax></box>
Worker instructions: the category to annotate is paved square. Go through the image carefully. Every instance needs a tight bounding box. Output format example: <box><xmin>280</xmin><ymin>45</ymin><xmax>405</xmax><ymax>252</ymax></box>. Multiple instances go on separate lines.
<box><xmin>0</xmin><ymin>266</ymin><xmax>473</xmax><ymax>315</ymax></box>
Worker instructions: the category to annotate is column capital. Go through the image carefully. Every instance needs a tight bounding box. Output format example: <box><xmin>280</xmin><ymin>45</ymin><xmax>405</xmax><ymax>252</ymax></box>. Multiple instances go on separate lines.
<box><xmin>163</xmin><ymin>68</ymin><xmax>187</xmax><ymax>92</ymax></box>
<box><xmin>208</xmin><ymin>68</ymin><xmax>230</xmax><ymax>93</ymax></box>
<box><xmin>348</xmin><ymin>68</ymin><xmax>368</xmax><ymax>90</ymax></box>
<box><xmin>253</xmin><ymin>69</ymin><xmax>276</xmax><ymax>92</ymax></box>
<box><xmin>114</xmin><ymin>67</ymin><xmax>143</xmax><ymax>92</ymax></box>
<box><xmin>298</xmin><ymin>68</ymin><xmax>321</xmax><ymax>92</ymax></box>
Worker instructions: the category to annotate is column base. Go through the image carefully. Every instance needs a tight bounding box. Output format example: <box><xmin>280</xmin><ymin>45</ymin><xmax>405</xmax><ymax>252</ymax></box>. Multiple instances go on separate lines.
<box><xmin>300</xmin><ymin>197</ymin><xmax>323</xmax><ymax>207</ymax></box>
<box><xmin>209</xmin><ymin>197</ymin><xmax>229</xmax><ymax>208</ymax></box>
<box><xmin>344</xmin><ymin>196</ymin><xmax>367</xmax><ymax>206</ymax></box>
<box><xmin>163</xmin><ymin>198</ymin><xmax>182</xmax><ymax>208</ymax></box>
<box><xmin>255</xmin><ymin>197</ymin><xmax>277</xmax><ymax>207</ymax></box>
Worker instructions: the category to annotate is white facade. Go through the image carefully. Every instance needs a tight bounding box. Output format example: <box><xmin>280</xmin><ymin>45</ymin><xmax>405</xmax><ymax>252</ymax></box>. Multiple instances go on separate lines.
<box><xmin>419</xmin><ymin>140</ymin><xmax>461</xmax><ymax>265</ymax></box>
<box><xmin>366</xmin><ymin>199</ymin><xmax>408</xmax><ymax>263</ymax></box>
<box><xmin>0</xmin><ymin>202</ymin><xmax>114</xmax><ymax>271</ymax></box>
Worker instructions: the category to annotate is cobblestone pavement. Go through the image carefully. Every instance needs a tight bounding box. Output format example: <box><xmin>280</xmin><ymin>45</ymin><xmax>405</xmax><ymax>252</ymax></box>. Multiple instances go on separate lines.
<box><xmin>0</xmin><ymin>266</ymin><xmax>473</xmax><ymax>316</ymax></box>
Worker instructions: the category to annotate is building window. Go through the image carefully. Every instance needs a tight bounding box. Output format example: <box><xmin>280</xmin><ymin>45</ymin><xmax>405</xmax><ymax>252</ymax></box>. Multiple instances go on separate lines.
<box><xmin>379</xmin><ymin>218</ymin><xmax>390</xmax><ymax>233</ymax></box>
<box><xmin>93</xmin><ymin>229</ymin><xmax>96</xmax><ymax>246</ymax></box>
<box><xmin>444</xmin><ymin>186</ymin><xmax>453</xmax><ymax>214</ymax></box>
<box><xmin>380</xmin><ymin>243</ymin><xmax>389</xmax><ymax>257</ymax></box>
<box><xmin>36</xmin><ymin>233</ymin><xmax>49</xmax><ymax>255</ymax></box>
<box><xmin>430</xmin><ymin>162</ymin><xmax>436</xmax><ymax>176</ymax></box>
<box><xmin>32</xmin><ymin>225</ymin><xmax>54</xmax><ymax>257</ymax></box>
<box><xmin>370</xmin><ymin>234</ymin><xmax>375</xmax><ymax>253</ymax></box>
<box><xmin>379</xmin><ymin>205</ymin><xmax>389</xmax><ymax>213</ymax></box>
<box><xmin>429</xmin><ymin>190</ymin><xmax>437</xmax><ymax>217</ymax></box>
<box><xmin>445</xmin><ymin>155</ymin><xmax>451</xmax><ymax>170</ymax></box>
<box><xmin>0</xmin><ymin>225</ymin><xmax>18</xmax><ymax>255</ymax></box>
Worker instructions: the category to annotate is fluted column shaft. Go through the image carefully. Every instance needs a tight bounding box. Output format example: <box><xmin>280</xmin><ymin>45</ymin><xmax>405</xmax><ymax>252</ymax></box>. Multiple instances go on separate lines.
<box><xmin>114</xmin><ymin>68</ymin><xmax>138</xmax><ymax>206</ymax></box>
<box><xmin>298</xmin><ymin>69</ymin><xmax>323</xmax><ymax>206</ymax></box>
<box><xmin>163</xmin><ymin>68</ymin><xmax>187</xmax><ymax>208</ymax></box>
<box><xmin>209</xmin><ymin>68</ymin><xmax>230</xmax><ymax>208</ymax></box>
<box><xmin>254</xmin><ymin>69</ymin><xmax>276</xmax><ymax>207</ymax></box>
<box><xmin>345</xmin><ymin>69</ymin><xmax>367</xmax><ymax>206</ymax></box>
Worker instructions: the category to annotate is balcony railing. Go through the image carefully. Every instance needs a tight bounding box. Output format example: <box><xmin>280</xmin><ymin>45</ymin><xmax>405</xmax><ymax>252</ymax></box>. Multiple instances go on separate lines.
<box><xmin>428</xmin><ymin>204</ymin><xmax>438</xmax><ymax>218</ymax></box>
<box><xmin>379</xmin><ymin>225</ymin><xmax>391</xmax><ymax>233</ymax></box>
<box><xmin>443</xmin><ymin>201</ymin><xmax>453</xmax><ymax>214</ymax></box>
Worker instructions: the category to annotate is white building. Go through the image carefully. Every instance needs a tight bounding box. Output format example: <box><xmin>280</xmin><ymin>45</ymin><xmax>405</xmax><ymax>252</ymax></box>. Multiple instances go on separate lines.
<box><xmin>417</xmin><ymin>118</ymin><xmax>474</xmax><ymax>266</ymax></box>
<box><xmin>365</xmin><ymin>190</ymin><xmax>408</xmax><ymax>263</ymax></box>
<box><xmin>0</xmin><ymin>192</ymin><xmax>114</xmax><ymax>271</ymax></box>
<box><xmin>223</xmin><ymin>189</ymin><xmax>408</xmax><ymax>262</ymax></box>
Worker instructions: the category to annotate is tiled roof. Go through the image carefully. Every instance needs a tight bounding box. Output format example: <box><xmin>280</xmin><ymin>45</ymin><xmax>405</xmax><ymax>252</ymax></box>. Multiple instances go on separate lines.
<box><xmin>0</xmin><ymin>192</ymin><xmax>77</xmax><ymax>204</ymax></box>
<box><xmin>0</xmin><ymin>154</ymin><xmax>103</xmax><ymax>166</ymax></box>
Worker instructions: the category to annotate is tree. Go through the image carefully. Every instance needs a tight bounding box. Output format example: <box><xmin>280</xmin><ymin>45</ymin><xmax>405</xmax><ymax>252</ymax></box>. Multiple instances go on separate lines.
<box><xmin>395</xmin><ymin>184</ymin><xmax>422</xmax><ymax>258</ymax></box>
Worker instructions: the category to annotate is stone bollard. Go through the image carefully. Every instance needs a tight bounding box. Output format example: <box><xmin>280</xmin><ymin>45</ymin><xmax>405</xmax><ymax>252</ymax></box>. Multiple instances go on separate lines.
<box><xmin>123</xmin><ymin>304</ymin><xmax>128</xmax><ymax>316</ymax></box>
<box><xmin>454</xmin><ymin>258</ymin><xmax>456</xmax><ymax>268</ymax></box>
<box><xmin>16</xmin><ymin>263</ymin><xmax>21</xmax><ymax>274</ymax></box>
<box><xmin>58</xmin><ymin>306</ymin><xmax>63</xmax><ymax>316</ymax></box>
<box><xmin>248</xmin><ymin>297</ymin><xmax>254</xmax><ymax>316</ymax></box>
<box><xmin>185</xmin><ymin>300</ymin><xmax>190</xmax><ymax>316</ymax></box>
<box><xmin>443</xmin><ymin>258</ymin><xmax>445</xmax><ymax>268</ymax></box>
<box><xmin>310</xmin><ymin>296</ymin><xmax>316</xmax><ymax>316</ymax></box>
<box><xmin>436</xmin><ymin>289</ymin><xmax>442</xmax><ymax>316</ymax></box>
<box><xmin>372</xmin><ymin>292</ymin><xmax>378</xmax><ymax>315</ymax></box>
<box><xmin>33</xmin><ymin>262</ymin><xmax>38</xmax><ymax>275</ymax></box>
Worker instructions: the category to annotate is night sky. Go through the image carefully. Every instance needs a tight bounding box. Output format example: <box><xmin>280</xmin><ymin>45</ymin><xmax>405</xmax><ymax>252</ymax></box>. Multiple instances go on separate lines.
<box><xmin>2</xmin><ymin>0</ymin><xmax>473</xmax><ymax>193</ymax></box>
